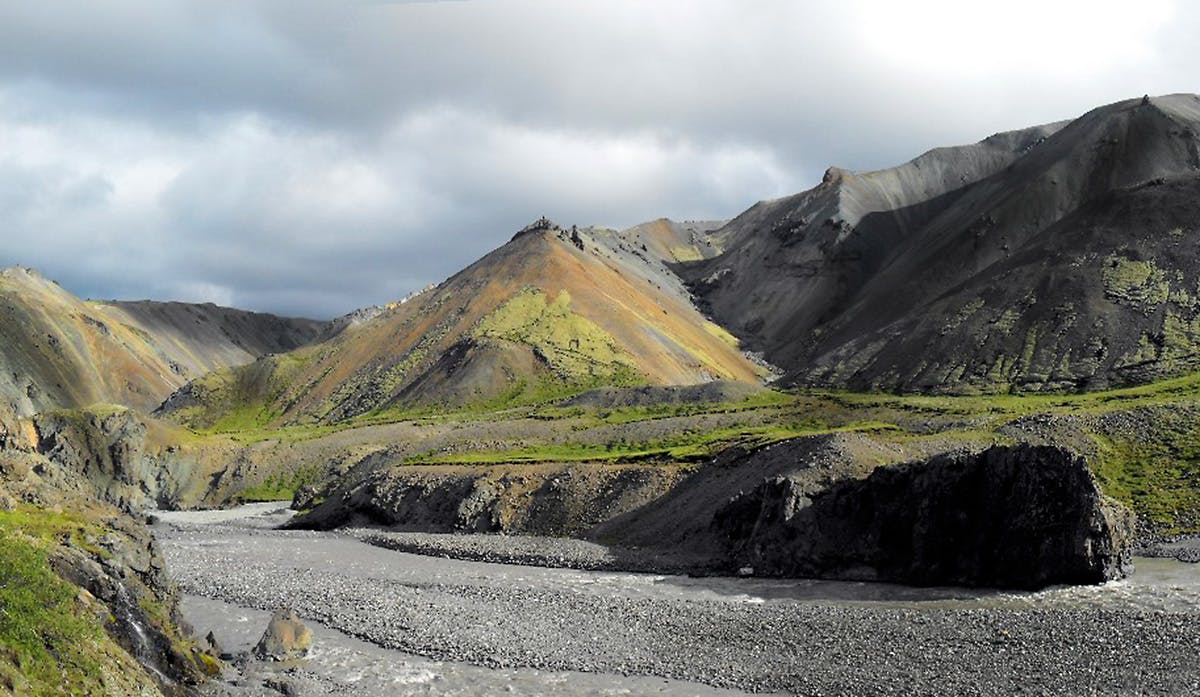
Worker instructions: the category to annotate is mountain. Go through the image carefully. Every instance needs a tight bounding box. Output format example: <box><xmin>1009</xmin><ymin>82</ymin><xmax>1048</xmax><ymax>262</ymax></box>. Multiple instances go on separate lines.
<box><xmin>686</xmin><ymin>93</ymin><xmax>1200</xmax><ymax>393</ymax></box>
<box><xmin>161</xmin><ymin>218</ymin><xmax>764</xmax><ymax>427</ymax></box>
<box><xmin>0</xmin><ymin>267</ymin><xmax>325</xmax><ymax>415</ymax></box>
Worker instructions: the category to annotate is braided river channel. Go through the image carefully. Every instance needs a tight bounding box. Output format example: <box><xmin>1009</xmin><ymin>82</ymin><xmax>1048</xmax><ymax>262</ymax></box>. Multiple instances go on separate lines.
<box><xmin>154</xmin><ymin>503</ymin><xmax>1200</xmax><ymax>696</ymax></box>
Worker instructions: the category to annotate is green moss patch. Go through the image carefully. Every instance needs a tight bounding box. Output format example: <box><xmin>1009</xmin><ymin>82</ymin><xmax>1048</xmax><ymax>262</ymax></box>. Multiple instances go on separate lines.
<box><xmin>1102</xmin><ymin>255</ymin><xmax>1170</xmax><ymax>305</ymax></box>
<box><xmin>474</xmin><ymin>288</ymin><xmax>638</xmax><ymax>382</ymax></box>
<box><xmin>0</xmin><ymin>507</ymin><xmax>154</xmax><ymax>696</ymax></box>
<box><xmin>236</xmin><ymin>464</ymin><xmax>322</xmax><ymax>503</ymax></box>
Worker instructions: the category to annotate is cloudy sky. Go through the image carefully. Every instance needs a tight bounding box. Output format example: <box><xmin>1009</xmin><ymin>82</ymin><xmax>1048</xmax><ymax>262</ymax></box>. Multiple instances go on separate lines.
<box><xmin>0</xmin><ymin>0</ymin><xmax>1194</xmax><ymax>318</ymax></box>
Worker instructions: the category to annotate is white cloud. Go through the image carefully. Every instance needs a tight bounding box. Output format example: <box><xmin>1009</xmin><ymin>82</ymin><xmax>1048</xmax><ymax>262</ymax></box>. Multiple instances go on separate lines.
<box><xmin>0</xmin><ymin>0</ymin><xmax>1195</xmax><ymax>317</ymax></box>
<box><xmin>851</xmin><ymin>0</ymin><xmax>1175</xmax><ymax>78</ymax></box>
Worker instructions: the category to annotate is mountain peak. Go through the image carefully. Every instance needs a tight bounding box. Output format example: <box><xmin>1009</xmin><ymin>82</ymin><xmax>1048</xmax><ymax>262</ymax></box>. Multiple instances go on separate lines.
<box><xmin>821</xmin><ymin>166</ymin><xmax>851</xmax><ymax>185</ymax></box>
<box><xmin>1</xmin><ymin>266</ymin><xmax>48</xmax><ymax>282</ymax></box>
<box><xmin>510</xmin><ymin>216</ymin><xmax>563</xmax><ymax>242</ymax></box>
<box><xmin>687</xmin><ymin>91</ymin><xmax>1200</xmax><ymax>394</ymax></box>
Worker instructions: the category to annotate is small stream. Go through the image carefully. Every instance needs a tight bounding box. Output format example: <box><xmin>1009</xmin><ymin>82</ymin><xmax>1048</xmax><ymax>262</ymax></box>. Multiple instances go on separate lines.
<box><xmin>662</xmin><ymin>556</ymin><xmax>1200</xmax><ymax>613</ymax></box>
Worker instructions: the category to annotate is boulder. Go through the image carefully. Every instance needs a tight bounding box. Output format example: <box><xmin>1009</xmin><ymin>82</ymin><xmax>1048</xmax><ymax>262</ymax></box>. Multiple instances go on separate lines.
<box><xmin>253</xmin><ymin>608</ymin><xmax>312</xmax><ymax>661</ymax></box>
<box><xmin>714</xmin><ymin>444</ymin><xmax>1135</xmax><ymax>589</ymax></box>
<box><xmin>291</xmin><ymin>484</ymin><xmax>319</xmax><ymax>511</ymax></box>
<box><xmin>203</xmin><ymin>630</ymin><xmax>223</xmax><ymax>657</ymax></box>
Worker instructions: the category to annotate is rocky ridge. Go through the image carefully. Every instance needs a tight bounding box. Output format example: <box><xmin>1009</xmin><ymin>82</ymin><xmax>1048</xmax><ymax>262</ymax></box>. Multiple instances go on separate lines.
<box><xmin>687</xmin><ymin>93</ymin><xmax>1200</xmax><ymax>393</ymax></box>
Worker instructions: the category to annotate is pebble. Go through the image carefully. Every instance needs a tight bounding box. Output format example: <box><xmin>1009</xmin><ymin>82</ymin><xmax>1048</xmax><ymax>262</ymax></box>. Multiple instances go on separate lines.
<box><xmin>160</xmin><ymin>522</ymin><xmax>1200</xmax><ymax>696</ymax></box>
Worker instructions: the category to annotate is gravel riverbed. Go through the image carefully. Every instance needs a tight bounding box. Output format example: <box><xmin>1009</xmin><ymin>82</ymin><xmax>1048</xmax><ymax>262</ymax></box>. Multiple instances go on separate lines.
<box><xmin>358</xmin><ymin>529</ymin><xmax>714</xmax><ymax>575</ymax></box>
<box><xmin>154</xmin><ymin>509</ymin><xmax>1200</xmax><ymax>696</ymax></box>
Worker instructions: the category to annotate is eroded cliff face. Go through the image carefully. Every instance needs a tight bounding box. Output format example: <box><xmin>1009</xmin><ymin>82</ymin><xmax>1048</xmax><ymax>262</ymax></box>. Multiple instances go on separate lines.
<box><xmin>24</xmin><ymin>406</ymin><xmax>244</xmax><ymax>512</ymax></box>
<box><xmin>714</xmin><ymin>445</ymin><xmax>1135</xmax><ymax>589</ymax></box>
<box><xmin>0</xmin><ymin>410</ymin><xmax>217</xmax><ymax>696</ymax></box>
<box><xmin>287</xmin><ymin>434</ymin><xmax>1136</xmax><ymax>590</ymax></box>
<box><xmin>291</xmin><ymin>462</ymin><xmax>691</xmax><ymax>537</ymax></box>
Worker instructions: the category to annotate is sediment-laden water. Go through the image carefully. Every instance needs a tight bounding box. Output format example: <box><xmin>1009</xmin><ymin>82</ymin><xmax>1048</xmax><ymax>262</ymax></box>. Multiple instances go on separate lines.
<box><xmin>155</xmin><ymin>503</ymin><xmax>1200</xmax><ymax>696</ymax></box>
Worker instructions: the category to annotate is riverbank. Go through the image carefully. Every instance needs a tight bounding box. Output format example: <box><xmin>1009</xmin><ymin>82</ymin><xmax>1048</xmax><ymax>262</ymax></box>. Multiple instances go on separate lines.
<box><xmin>155</xmin><ymin>506</ymin><xmax>1200</xmax><ymax>696</ymax></box>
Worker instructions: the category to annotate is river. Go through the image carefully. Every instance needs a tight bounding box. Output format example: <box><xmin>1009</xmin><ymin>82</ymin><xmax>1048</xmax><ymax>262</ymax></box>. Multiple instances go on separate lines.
<box><xmin>154</xmin><ymin>503</ymin><xmax>1200</xmax><ymax>696</ymax></box>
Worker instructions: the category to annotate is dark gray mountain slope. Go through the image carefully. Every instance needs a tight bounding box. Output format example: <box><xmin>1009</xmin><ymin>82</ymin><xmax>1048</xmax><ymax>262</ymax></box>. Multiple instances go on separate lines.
<box><xmin>686</xmin><ymin>93</ymin><xmax>1200</xmax><ymax>392</ymax></box>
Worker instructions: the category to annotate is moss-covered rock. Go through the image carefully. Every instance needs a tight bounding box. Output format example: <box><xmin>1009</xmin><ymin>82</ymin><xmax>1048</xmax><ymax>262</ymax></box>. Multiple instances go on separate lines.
<box><xmin>0</xmin><ymin>504</ymin><xmax>216</xmax><ymax>696</ymax></box>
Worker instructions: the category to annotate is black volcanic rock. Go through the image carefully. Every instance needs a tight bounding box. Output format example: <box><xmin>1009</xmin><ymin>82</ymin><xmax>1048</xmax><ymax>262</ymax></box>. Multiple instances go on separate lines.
<box><xmin>714</xmin><ymin>445</ymin><xmax>1134</xmax><ymax>589</ymax></box>
<box><xmin>687</xmin><ymin>93</ymin><xmax>1200</xmax><ymax>392</ymax></box>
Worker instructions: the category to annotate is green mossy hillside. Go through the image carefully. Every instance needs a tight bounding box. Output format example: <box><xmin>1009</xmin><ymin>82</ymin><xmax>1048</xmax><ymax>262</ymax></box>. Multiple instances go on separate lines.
<box><xmin>0</xmin><ymin>507</ymin><xmax>163</xmax><ymax>696</ymax></box>
<box><xmin>474</xmin><ymin>288</ymin><xmax>639</xmax><ymax>382</ymax></box>
<box><xmin>164</xmin><ymin>349</ymin><xmax>316</xmax><ymax>432</ymax></box>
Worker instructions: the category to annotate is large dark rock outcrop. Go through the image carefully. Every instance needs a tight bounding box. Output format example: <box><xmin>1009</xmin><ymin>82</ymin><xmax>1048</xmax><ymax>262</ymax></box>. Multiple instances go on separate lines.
<box><xmin>715</xmin><ymin>445</ymin><xmax>1134</xmax><ymax>589</ymax></box>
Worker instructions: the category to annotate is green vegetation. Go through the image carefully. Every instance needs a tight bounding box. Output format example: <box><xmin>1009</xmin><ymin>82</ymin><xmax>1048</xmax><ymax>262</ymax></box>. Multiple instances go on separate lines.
<box><xmin>1090</xmin><ymin>416</ymin><xmax>1200</xmax><ymax>532</ymax></box>
<box><xmin>0</xmin><ymin>507</ymin><xmax>149</xmax><ymax>696</ymax></box>
<box><xmin>237</xmin><ymin>464</ymin><xmax>321</xmax><ymax>502</ymax></box>
<box><xmin>668</xmin><ymin>245</ymin><xmax>706</xmax><ymax>262</ymax></box>
<box><xmin>1102</xmin><ymin>254</ymin><xmax>1170</xmax><ymax>305</ymax></box>
<box><xmin>0</xmin><ymin>536</ymin><xmax>106</xmax><ymax>694</ymax></box>
<box><xmin>204</xmin><ymin>400</ymin><xmax>283</xmax><ymax>432</ymax></box>
<box><xmin>474</xmin><ymin>287</ymin><xmax>638</xmax><ymax>381</ymax></box>
<box><xmin>170</xmin><ymin>349</ymin><xmax>316</xmax><ymax>432</ymax></box>
<box><xmin>406</xmin><ymin>423</ymin><xmax>894</xmax><ymax>466</ymax></box>
<box><xmin>353</xmin><ymin>364</ymin><xmax>648</xmax><ymax>427</ymax></box>
<box><xmin>531</xmin><ymin>387</ymin><xmax>795</xmax><ymax>424</ymax></box>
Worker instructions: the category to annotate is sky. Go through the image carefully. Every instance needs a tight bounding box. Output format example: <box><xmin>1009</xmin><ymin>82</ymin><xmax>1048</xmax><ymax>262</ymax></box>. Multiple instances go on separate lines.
<box><xmin>0</xmin><ymin>0</ymin><xmax>1195</xmax><ymax>319</ymax></box>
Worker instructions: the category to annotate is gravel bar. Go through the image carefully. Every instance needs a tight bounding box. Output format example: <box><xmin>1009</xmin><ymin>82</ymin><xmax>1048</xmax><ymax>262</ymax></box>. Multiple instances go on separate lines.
<box><xmin>357</xmin><ymin>529</ymin><xmax>716</xmax><ymax>575</ymax></box>
<box><xmin>157</xmin><ymin>521</ymin><xmax>1200</xmax><ymax>696</ymax></box>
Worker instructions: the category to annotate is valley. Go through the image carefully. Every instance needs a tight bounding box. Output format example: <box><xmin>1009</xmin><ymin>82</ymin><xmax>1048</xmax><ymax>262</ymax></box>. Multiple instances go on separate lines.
<box><xmin>6</xmin><ymin>92</ymin><xmax>1200</xmax><ymax>695</ymax></box>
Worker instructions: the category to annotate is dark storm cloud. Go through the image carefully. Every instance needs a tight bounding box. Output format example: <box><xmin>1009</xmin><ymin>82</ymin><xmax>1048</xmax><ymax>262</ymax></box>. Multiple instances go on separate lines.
<box><xmin>0</xmin><ymin>0</ymin><xmax>1195</xmax><ymax>317</ymax></box>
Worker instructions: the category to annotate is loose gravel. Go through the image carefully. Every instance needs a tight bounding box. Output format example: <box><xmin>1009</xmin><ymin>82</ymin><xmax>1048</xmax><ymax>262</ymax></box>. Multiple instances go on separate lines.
<box><xmin>157</xmin><ymin>520</ymin><xmax>1200</xmax><ymax>696</ymax></box>
<box><xmin>357</xmin><ymin>529</ymin><xmax>713</xmax><ymax>575</ymax></box>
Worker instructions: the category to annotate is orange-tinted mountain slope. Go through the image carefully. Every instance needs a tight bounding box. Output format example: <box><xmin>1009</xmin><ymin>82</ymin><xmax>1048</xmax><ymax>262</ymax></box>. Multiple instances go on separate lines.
<box><xmin>163</xmin><ymin>219</ymin><xmax>764</xmax><ymax>427</ymax></box>
<box><xmin>0</xmin><ymin>267</ymin><xmax>324</xmax><ymax>415</ymax></box>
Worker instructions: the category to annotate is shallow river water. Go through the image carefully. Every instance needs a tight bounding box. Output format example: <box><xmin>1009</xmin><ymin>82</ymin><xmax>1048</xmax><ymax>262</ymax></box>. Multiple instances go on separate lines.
<box><xmin>181</xmin><ymin>594</ymin><xmax>752</xmax><ymax>696</ymax></box>
<box><xmin>155</xmin><ymin>503</ymin><xmax>1200</xmax><ymax>696</ymax></box>
<box><xmin>159</xmin><ymin>504</ymin><xmax>768</xmax><ymax>696</ymax></box>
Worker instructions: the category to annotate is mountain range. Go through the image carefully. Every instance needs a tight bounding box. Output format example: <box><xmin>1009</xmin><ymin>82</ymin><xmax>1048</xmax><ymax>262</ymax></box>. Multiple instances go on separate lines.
<box><xmin>0</xmin><ymin>267</ymin><xmax>323</xmax><ymax>417</ymax></box>
<box><xmin>4</xmin><ymin>92</ymin><xmax>1200</xmax><ymax>695</ymax></box>
<box><xmin>4</xmin><ymin>93</ymin><xmax>1200</xmax><ymax>424</ymax></box>
<box><xmin>690</xmin><ymin>93</ymin><xmax>1200</xmax><ymax>393</ymax></box>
